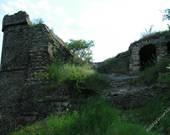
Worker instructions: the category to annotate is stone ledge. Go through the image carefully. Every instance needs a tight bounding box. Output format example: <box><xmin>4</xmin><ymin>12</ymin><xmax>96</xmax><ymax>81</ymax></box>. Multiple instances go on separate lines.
<box><xmin>2</xmin><ymin>11</ymin><xmax>31</xmax><ymax>32</ymax></box>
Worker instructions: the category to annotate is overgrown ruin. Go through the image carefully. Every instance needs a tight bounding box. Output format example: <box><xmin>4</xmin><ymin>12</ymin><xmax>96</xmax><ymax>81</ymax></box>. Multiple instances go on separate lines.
<box><xmin>129</xmin><ymin>33</ymin><xmax>170</xmax><ymax>73</ymax></box>
<box><xmin>1</xmin><ymin>10</ymin><xmax>170</xmax><ymax>135</ymax></box>
<box><xmin>0</xmin><ymin>11</ymin><xmax>71</xmax><ymax>134</ymax></box>
<box><xmin>1</xmin><ymin>11</ymin><xmax>71</xmax><ymax>84</ymax></box>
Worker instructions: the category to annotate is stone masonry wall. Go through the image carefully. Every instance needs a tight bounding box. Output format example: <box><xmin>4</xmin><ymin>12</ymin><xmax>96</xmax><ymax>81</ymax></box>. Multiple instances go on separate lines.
<box><xmin>1</xmin><ymin>11</ymin><xmax>71</xmax><ymax>83</ymax></box>
<box><xmin>0</xmin><ymin>11</ymin><xmax>71</xmax><ymax>135</ymax></box>
<box><xmin>129</xmin><ymin>36</ymin><xmax>170</xmax><ymax>73</ymax></box>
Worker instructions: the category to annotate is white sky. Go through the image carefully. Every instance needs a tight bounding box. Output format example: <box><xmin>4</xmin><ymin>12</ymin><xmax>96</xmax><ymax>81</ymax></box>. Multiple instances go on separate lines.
<box><xmin>0</xmin><ymin>0</ymin><xmax>170</xmax><ymax>62</ymax></box>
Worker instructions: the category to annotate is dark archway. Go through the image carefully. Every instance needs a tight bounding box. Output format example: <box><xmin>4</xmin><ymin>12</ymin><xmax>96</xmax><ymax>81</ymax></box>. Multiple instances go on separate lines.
<box><xmin>139</xmin><ymin>44</ymin><xmax>156</xmax><ymax>70</ymax></box>
<box><xmin>167</xmin><ymin>42</ymin><xmax>170</xmax><ymax>55</ymax></box>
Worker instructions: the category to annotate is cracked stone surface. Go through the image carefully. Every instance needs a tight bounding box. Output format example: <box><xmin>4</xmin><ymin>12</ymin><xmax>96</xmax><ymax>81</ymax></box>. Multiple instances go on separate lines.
<box><xmin>103</xmin><ymin>74</ymin><xmax>155</xmax><ymax>108</ymax></box>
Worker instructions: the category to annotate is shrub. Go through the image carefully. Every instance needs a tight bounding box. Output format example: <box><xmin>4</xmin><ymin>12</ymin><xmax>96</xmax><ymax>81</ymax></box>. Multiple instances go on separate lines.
<box><xmin>49</xmin><ymin>64</ymin><xmax>93</xmax><ymax>89</ymax></box>
<box><xmin>40</xmin><ymin>62</ymin><xmax>108</xmax><ymax>95</ymax></box>
<box><xmin>32</xmin><ymin>18</ymin><xmax>44</xmax><ymax>25</ymax></box>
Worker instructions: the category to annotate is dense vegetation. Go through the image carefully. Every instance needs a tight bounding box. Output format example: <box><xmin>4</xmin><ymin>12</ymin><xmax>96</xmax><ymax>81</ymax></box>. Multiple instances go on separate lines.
<box><xmin>11</xmin><ymin>33</ymin><xmax>170</xmax><ymax>135</ymax></box>
<box><xmin>44</xmin><ymin>62</ymin><xmax>108</xmax><ymax>95</ymax></box>
<box><xmin>36</xmin><ymin>39</ymin><xmax>107</xmax><ymax>95</ymax></box>
<box><xmin>9</xmin><ymin>9</ymin><xmax>170</xmax><ymax>135</ymax></box>
<box><xmin>11</xmin><ymin>98</ymin><xmax>158</xmax><ymax>135</ymax></box>
<box><xmin>129</xmin><ymin>55</ymin><xmax>170</xmax><ymax>134</ymax></box>
<box><xmin>124</xmin><ymin>86</ymin><xmax>170</xmax><ymax>134</ymax></box>
<box><xmin>11</xmin><ymin>38</ymin><xmax>170</xmax><ymax>135</ymax></box>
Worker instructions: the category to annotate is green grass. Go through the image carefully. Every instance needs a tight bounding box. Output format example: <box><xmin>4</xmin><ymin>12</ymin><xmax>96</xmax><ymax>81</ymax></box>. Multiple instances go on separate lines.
<box><xmin>37</xmin><ymin>62</ymin><xmax>108</xmax><ymax>95</ymax></box>
<box><xmin>49</xmin><ymin>63</ymin><xmax>108</xmax><ymax>94</ymax></box>
<box><xmin>136</xmin><ymin>55</ymin><xmax>170</xmax><ymax>85</ymax></box>
<box><xmin>141</xmin><ymin>30</ymin><xmax>170</xmax><ymax>40</ymax></box>
<box><xmin>11</xmin><ymin>97</ymin><xmax>158</xmax><ymax>135</ymax></box>
<box><xmin>129</xmin><ymin>55</ymin><xmax>170</xmax><ymax>134</ymax></box>
<box><xmin>124</xmin><ymin>86</ymin><xmax>170</xmax><ymax>134</ymax></box>
<box><xmin>106</xmin><ymin>122</ymin><xmax>156</xmax><ymax>135</ymax></box>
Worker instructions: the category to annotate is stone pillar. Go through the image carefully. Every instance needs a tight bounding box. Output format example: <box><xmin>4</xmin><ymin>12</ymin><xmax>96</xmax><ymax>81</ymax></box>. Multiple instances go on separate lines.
<box><xmin>1</xmin><ymin>11</ymin><xmax>31</xmax><ymax>71</ymax></box>
<box><xmin>129</xmin><ymin>46</ymin><xmax>140</xmax><ymax>73</ymax></box>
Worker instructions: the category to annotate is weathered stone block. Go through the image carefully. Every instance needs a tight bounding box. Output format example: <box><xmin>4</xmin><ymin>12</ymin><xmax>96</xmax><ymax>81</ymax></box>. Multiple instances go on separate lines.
<box><xmin>2</xmin><ymin>11</ymin><xmax>31</xmax><ymax>32</ymax></box>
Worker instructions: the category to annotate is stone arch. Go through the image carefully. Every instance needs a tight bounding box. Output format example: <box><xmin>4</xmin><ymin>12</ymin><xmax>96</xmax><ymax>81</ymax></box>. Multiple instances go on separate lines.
<box><xmin>167</xmin><ymin>42</ymin><xmax>170</xmax><ymax>55</ymax></box>
<box><xmin>139</xmin><ymin>44</ymin><xmax>156</xmax><ymax>70</ymax></box>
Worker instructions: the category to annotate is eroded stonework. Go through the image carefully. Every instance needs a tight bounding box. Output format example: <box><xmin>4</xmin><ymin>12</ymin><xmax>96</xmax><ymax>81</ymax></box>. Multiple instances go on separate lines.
<box><xmin>129</xmin><ymin>34</ymin><xmax>170</xmax><ymax>73</ymax></box>
<box><xmin>0</xmin><ymin>11</ymin><xmax>71</xmax><ymax>134</ymax></box>
<box><xmin>1</xmin><ymin>11</ymin><xmax>71</xmax><ymax>83</ymax></box>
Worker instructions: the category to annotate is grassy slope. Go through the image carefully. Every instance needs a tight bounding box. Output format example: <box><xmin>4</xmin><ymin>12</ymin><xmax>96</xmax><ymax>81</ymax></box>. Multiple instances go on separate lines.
<box><xmin>124</xmin><ymin>86</ymin><xmax>170</xmax><ymax>134</ymax></box>
<box><xmin>96</xmin><ymin>51</ymin><xmax>130</xmax><ymax>74</ymax></box>
<box><xmin>10</xmin><ymin>35</ymin><xmax>170</xmax><ymax>135</ymax></box>
<box><xmin>126</xmin><ymin>55</ymin><xmax>170</xmax><ymax>134</ymax></box>
<box><xmin>11</xmin><ymin>98</ymin><xmax>158</xmax><ymax>135</ymax></box>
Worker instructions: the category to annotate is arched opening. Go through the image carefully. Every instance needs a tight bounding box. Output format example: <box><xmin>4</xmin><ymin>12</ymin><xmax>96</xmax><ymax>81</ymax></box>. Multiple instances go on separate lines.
<box><xmin>139</xmin><ymin>44</ymin><xmax>156</xmax><ymax>70</ymax></box>
<box><xmin>167</xmin><ymin>42</ymin><xmax>170</xmax><ymax>55</ymax></box>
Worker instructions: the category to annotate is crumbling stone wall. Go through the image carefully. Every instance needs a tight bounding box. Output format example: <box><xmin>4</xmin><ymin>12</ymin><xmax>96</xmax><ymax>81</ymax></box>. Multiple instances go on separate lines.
<box><xmin>1</xmin><ymin>11</ymin><xmax>71</xmax><ymax>84</ymax></box>
<box><xmin>0</xmin><ymin>11</ymin><xmax>71</xmax><ymax>135</ymax></box>
<box><xmin>129</xmin><ymin>36</ymin><xmax>170</xmax><ymax>73</ymax></box>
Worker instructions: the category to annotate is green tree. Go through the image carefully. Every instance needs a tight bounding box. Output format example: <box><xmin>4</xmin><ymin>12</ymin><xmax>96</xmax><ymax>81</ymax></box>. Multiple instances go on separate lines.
<box><xmin>163</xmin><ymin>9</ymin><xmax>170</xmax><ymax>20</ymax></box>
<box><xmin>66</xmin><ymin>39</ymin><xmax>94</xmax><ymax>63</ymax></box>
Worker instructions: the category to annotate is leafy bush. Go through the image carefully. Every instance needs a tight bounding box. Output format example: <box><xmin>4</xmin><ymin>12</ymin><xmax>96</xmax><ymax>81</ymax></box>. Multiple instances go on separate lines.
<box><xmin>69</xmin><ymin>55</ymin><xmax>88</xmax><ymax>66</ymax></box>
<box><xmin>11</xmin><ymin>97</ymin><xmax>158</xmax><ymax>135</ymax></box>
<box><xmin>163</xmin><ymin>9</ymin><xmax>170</xmax><ymax>21</ymax></box>
<box><xmin>39</xmin><ymin>61</ymin><xmax>107</xmax><ymax>95</ymax></box>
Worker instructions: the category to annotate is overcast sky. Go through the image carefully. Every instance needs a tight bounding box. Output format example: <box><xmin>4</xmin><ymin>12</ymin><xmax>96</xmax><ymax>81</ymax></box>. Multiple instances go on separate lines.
<box><xmin>0</xmin><ymin>0</ymin><xmax>170</xmax><ymax>62</ymax></box>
